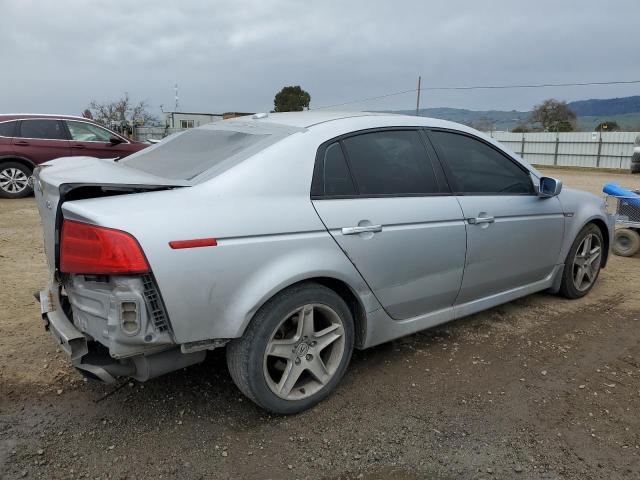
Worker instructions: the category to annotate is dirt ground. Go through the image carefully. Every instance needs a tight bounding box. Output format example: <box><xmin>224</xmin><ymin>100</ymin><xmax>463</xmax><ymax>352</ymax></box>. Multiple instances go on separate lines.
<box><xmin>1</xmin><ymin>168</ymin><xmax>639</xmax><ymax>480</ymax></box>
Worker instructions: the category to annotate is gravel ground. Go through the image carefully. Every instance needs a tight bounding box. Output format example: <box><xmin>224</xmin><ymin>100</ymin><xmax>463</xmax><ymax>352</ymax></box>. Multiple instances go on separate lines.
<box><xmin>1</xmin><ymin>168</ymin><xmax>639</xmax><ymax>480</ymax></box>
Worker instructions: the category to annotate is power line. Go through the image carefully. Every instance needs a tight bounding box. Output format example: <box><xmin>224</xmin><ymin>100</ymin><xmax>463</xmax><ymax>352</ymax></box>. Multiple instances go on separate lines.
<box><xmin>311</xmin><ymin>88</ymin><xmax>417</xmax><ymax>110</ymax></box>
<box><xmin>311</xmin><ymin>79</ymin><xmax>640</xmax><ymax>110</ymax></box>
<box><xmin>426</xmin><ymin>79</ymin><xmax>640</xmax><ymax>91</ymax></box>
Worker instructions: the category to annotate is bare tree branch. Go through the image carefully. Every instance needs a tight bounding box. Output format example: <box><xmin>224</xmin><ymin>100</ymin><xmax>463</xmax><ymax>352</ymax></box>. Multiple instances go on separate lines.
<box><xmin>86</xmin><ymin>93</ymin><xmax>158</xmax><ymax>127</ymax></box>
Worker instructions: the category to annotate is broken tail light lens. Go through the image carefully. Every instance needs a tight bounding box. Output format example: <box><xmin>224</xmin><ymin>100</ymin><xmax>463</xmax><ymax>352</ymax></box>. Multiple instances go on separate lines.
<box><xmin>60</xmin><ymin>220</ymin><xmax>150</xmax><ymax>274</ymax></box>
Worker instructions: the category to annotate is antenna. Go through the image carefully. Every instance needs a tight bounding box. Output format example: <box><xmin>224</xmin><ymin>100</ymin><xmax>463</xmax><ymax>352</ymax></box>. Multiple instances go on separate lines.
<box><xmin>174</xmin><ymin>83</ymin><xmax>179</xmax><ymax>111</ymax></box>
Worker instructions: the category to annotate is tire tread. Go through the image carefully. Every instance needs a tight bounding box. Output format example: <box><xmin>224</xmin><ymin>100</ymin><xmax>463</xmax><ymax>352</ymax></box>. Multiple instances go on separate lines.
<box><xmin>226</xmin><ymin>282</ymin><xmax>354</xmax><ymax>413</ymax></box>
<box><xmin>559</xmin><ymin>223</ymin><xmax>603</xmax><ymax>299</ymax></box>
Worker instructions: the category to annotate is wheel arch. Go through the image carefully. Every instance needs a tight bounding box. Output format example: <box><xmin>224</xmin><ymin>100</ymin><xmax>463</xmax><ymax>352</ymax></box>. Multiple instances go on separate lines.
<box><xmin>0</xmin><ymin>155</ymin><xmax>37</xmax><ymax>171</ymax></box>
<box><xmin>247</xmin><ymin>276</ymin><xmax>370</xmax><ymax>349</ymax></box>
<box><xmin>588</xmin><ymin>218</ymin><xmax>610</xmax><ymax>268</ymax></box>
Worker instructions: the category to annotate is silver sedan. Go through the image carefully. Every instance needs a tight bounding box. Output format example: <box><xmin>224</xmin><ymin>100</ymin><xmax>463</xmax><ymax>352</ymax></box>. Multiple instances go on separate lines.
<box><xmin>35</xmin><ymin>112</ymin><xmax>613</xmax><ymax>413</ymax></box>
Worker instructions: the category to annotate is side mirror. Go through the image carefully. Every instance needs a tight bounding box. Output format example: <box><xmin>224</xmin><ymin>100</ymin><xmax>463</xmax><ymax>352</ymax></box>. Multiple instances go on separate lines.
<box><xmin>538</xmin><ymin>177</ymin><xmax>563</xmax><ymax>198</ymax></box>
<box><xmin>109</xmin><ymin>136</ymin><xmax>124</xmax><ymax>145</ymax></box>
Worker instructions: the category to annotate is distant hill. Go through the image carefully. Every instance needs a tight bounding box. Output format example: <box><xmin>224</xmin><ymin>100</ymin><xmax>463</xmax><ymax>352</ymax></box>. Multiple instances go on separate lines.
<box><xmin>568</xmin><ymin>96</ymin><xmax>640</xmax><ymax>116</ymax></box>
<box><xmin>389</xmin><ymin>95</ymin><xmax>640</xmax><ymax>131</ymax></box>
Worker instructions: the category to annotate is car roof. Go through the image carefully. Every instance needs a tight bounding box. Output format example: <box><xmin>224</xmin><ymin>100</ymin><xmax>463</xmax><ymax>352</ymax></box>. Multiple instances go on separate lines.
<box><xmin>240</xmin><ymin>111</ymin><xmax>388</xmax><ymax>128</ymax></box>
<box><xmin>0</xmin><ymin>113</ymin><xmax>93</xmax><ymax>122</ymax></box>
<box><xmin>228</xmin><ymin>110</ymin><xmax>473</xmax><ymax>131</ymax></box>
<box><xmin>222</xmin><ymin>111</ymin><xmax>541</xmax><ymax>178</ymax></box>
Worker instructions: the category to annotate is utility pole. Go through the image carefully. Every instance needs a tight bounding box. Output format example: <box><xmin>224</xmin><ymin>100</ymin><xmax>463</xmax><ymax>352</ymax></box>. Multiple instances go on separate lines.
<box><xmin>415</xmin><ymin>76</ymin><xmax>422</xmax><ymax>116</ymax></box>
<box><xmin>174</xmin><ymin>83</ymin><xmax>179</xmax><ymax>111</ymax></box>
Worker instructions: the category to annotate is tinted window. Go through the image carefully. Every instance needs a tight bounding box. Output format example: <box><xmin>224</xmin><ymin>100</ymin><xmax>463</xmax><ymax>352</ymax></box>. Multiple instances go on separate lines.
<box><xmin>66</xmin><ymin>120</ymin><xmax>113</xmax><ymax>142</ymax></box>
<box><xmin>323</xmin><ymin>143</ymin><xmax>355</xmax><ymax>196</ymax></box>
<box><xmin>430</xmin><ymin>131</ymin><xmax>533</xmax><ymax>194</ymax></box>
<box><xmin>0</xmin><ymin>121</ymin><xmax>17</xmax><ymax>137</ymax></box>
<box><xmin>18</xmin><ymin>120</ymin><xmax>67</xmax><ymax>140</ymax></box>
<box><xmin>342</xmin><ymin>130</ymin><xmax>438</xmax><ymax>195</ymax></box>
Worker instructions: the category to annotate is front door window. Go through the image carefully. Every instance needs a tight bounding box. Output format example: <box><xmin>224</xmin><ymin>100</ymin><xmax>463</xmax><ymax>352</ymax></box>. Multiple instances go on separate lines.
<box><xmin>66</xmin><ymin>121</ymin><xmax>114</xmax><ymax>142</ymax></box>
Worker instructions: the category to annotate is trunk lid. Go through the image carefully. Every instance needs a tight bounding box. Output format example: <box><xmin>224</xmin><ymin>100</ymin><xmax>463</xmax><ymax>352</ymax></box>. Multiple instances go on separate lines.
<box><xmin>34</xmin><ymin>156</ymin><xmax>188</xmax><ymax>275</ymax></box>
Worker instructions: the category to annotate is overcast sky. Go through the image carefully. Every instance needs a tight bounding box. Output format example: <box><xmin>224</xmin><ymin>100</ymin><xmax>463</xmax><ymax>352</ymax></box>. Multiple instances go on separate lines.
<box><xmin>1</xmin><ymin>0</ymin><xmax>639</xmax><ymax>117</ymax></box>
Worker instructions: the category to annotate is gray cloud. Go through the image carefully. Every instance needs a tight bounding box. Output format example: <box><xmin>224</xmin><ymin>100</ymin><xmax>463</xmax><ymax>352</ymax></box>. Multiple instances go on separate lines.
<box><xmin>1</xmin><ymin>0</ymin><xmax>638</xmax><ymax>117</ymax></box>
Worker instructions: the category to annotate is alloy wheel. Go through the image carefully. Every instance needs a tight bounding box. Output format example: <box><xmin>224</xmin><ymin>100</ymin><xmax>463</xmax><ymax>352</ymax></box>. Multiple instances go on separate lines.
<box><xmin>572</xmin><ymin>233</ymin><xmax>602</xmax><ymax>291</ymax></box>
<box><xmin>0</xmin><ymin>167</ymin><xmax>29</xmax><ymax>194</ymax></box>
<box><xmin>263</xmin><ymin>303</ymin><xmax>346</xmax><ymax>400</ymax></box>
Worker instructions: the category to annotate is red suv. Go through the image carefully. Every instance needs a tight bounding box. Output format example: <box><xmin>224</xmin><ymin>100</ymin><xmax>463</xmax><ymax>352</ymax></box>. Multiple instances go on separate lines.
<box><xmin>0</xmin><ymin>114</ymin><xmax>148</xmax><ymax>198</ymax></box>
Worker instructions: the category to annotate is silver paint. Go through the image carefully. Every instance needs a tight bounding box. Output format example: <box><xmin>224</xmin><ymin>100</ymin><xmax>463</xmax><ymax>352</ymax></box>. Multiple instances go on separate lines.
<box><xmin>34</xmin><ymin>112</ymin><xmax>613</xmax><ymax>380</ymax></box>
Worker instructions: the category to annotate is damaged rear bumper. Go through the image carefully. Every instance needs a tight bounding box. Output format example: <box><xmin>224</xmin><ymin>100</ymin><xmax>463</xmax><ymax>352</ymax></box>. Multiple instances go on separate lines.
<box><xmin>38</xmin><ymin>286</ymin><xmax>205</xmax><ymax>384</ymax></box>
<box><xmin>39</xmin><ymin>288</ymin><xmax>88</xmax><ymax>361</ymax></box>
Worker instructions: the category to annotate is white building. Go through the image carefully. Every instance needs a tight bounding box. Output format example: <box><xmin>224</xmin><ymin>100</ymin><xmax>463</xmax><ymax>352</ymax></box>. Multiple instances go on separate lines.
<box><xmin>164</xmin><ymin>111</ymin><xmax>223</xmax><ymax>129</ymax></box>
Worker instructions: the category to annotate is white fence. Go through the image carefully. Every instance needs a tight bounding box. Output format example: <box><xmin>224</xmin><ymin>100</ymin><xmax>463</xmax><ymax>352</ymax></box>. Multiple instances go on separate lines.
<box><xmin>489</xmin><ymin>131</ymin><xmax>639</xmax><ymax>170</ymax></box>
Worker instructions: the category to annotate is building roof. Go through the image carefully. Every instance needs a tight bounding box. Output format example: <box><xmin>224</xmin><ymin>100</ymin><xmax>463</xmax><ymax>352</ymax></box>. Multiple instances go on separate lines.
<box><xmin>164</xmin><ymin>111</ymin><xmax>224</xmax><ymax>116</ymax></box>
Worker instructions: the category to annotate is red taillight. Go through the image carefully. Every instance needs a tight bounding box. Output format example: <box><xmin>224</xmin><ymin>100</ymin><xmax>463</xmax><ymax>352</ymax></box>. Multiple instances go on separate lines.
<box><xmin>60</xmin><ymin>220</ymin><xmax>149</xmax><ymax>274</ymax></box>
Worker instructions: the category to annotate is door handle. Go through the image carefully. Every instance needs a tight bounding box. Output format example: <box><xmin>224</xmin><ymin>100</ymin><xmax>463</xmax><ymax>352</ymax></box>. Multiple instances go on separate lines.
<box><xmin>468</xmin><ymin>216</ymin><xmax>495</xmax><ymax>225</ymax></box>
<box><xmin>71</xmin><ymin>144</ymin><xmax>86</xmax><ymax>149</ymax></box>
<box><xmin>341</xmin><ymin>225</ymin><xmax>383</xmax><ymax>235</ymax></box>
<box><xmin>14</xmin><ymin>140</ymin><xmax>29</xmax><ymax>146</ymax></box>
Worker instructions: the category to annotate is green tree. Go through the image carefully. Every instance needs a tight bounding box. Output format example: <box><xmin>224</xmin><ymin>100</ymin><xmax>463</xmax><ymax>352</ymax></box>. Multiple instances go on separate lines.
<box><xmin>274</xmin><ymin>86</ymin><xmax>311</xmax><ymax>112</ymax></box>
<box><xmin>511</xmin><ymin>123</ymin><xmax>530</xmax><ymax>133</ymax></box>
<box><xmin>530</xmin><ymin>99</ymin><xmax>577</xmax><ymax>132</ymax></box>
<box><xmin>595</xmin><ymin>121</ymin><xmax>620</xmax><ymax>132</ymax></box>
<box><xmin>556</xmin><ymin>120</ymin><xmax>574</xmax><ymax>132</ymax></box>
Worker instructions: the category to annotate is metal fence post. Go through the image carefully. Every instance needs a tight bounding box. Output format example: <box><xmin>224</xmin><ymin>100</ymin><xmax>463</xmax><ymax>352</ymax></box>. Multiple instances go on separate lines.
<box><xmin>553</xmin><ymin>134</ymin><xmax>559</xmax><ymax>165</ymax></box>
<box><xmin>520</xmin><ymin>133</ymin><xmax>525</xmax><ymax>158</ymax></box>
<box><xmin>596</xmin><ymin>133</ymin><xmax>603</xmax><ymax>168</ymax></box>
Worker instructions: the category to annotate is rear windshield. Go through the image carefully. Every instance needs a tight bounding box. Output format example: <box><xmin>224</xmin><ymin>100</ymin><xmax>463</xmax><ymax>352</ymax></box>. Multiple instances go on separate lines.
<box><xmin>123</xmin><ymin>122</ymin><xmax>295</xmax><ymax>180</ymax></box>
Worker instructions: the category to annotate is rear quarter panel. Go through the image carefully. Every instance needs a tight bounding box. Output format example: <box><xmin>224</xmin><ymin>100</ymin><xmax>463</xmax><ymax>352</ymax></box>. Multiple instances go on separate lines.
<box><xmin>61</xmin><ymin>131</ymin><xmax>379</xmax><ymax>343</ymax></box>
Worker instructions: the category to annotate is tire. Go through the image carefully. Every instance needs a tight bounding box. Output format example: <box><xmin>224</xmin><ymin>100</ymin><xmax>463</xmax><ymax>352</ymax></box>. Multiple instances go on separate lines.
<box><xmin>559</xmin><ymin>223</ymin><xmax>604</xmax><ymax>299</ymax></box>
<box><xmin>613</xmin><ymin>228</ymin><xmax>640</xmax><ymax>257</ymax></box>
<box><xmin>631</xmin><ymin>162</ymin><xmax>640</xmax><ymax>174</ymax></box>
<box><xmin>226</xmin><ymin>282</ymin><xmax>354</xmax><ymax>414</ymax></box>
<box><xmin>0</xmin><ymin>162</ymin><xmax>33</xmax><ymax>198</ymax></box>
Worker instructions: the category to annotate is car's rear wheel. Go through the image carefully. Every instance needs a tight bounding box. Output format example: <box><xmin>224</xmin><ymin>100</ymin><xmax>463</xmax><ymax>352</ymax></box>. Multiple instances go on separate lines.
<box><xmin>613</xmin><ymin>228</ymin><xmax>640</xmax><ymax>257</ymax></box>
<box><xmin>226</xmin><ymin>282</ymin><xmax>354</xmax><ymax>414</ymax></box>
<box><xmin>0</xmin><ymin>162</ymin><xmax>33</xmax><ymax>198</ymax></box>
<box><xmin>559</xmin><ymin>223</ymin><xmax>604</xmax><ymax>299</ymax></box>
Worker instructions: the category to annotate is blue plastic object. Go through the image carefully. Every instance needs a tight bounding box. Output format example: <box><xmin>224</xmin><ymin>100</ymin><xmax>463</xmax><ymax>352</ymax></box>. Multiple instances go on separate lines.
<box><xmin>603</xmin><ymin>182</ymin><xmax>640</xmax><ymax>207</ymax></box>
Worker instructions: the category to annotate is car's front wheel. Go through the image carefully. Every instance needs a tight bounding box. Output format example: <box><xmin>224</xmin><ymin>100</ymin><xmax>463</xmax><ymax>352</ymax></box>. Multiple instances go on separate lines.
<box><xmin>0</xmin><ymin>162</ymin><xmax>33</xmax><ymax>198</ymax></box>
<box><xmin>227</xmin><ymin>282</ymin><xmax>354</xmax><ymax>414</ymax></box>
<box><xmin>559</xmin><ymin>223</ymin><xmax>604</xmax><ymax>299</ymax></box>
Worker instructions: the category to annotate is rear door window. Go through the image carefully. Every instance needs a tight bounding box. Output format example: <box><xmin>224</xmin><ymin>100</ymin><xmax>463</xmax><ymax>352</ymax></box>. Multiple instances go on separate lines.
<box><xmin>322</xmin><ymin>142</ymin><xmax>356</xmax><ymax>196</ymax></box>
<box><xmin>341</xmin><ymin>130</ymin><xmax>439</xmax><ymax>196</ymax></box>
<box><xmin>18</xmin><ymin>120</ymin><xmax>67</xmax><ymax>140</ymax></box>
<box><xmin>0</xmin><ymin>121</ymin><xmax>17</xmax><ymax>137</ymax></box>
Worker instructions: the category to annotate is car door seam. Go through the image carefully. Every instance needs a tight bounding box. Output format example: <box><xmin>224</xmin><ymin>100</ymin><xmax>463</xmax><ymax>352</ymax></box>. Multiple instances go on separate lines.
<box><xmin>309</xmin><ymin>199</ymin><xmax>388</xmax><ymax>315</ymax></box>
<box><xmin>452</xmin><ymin>195</ymin><xmax>469</xmax><ymax>310</ymax></box>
